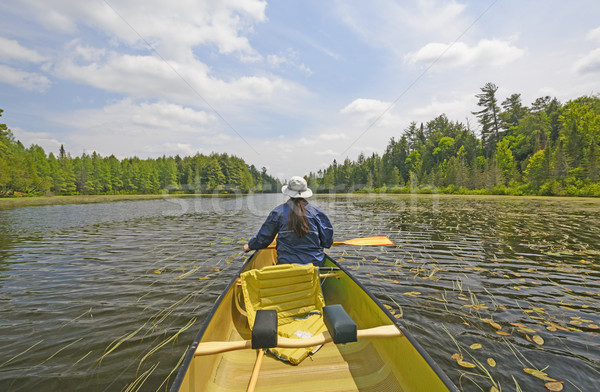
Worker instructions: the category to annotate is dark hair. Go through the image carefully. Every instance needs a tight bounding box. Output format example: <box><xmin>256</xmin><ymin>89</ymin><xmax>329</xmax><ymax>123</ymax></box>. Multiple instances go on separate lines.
<box><xmin>287</xmin><ymin>198</ymin><xmax>309</xmax><ymax>237</ymax></box>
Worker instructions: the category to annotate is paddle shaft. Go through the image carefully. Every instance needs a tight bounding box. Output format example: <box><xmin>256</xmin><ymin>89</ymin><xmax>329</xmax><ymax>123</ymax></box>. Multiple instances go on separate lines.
<box><xmin>247</xmin><ymin>349</ymin><xmax>265</xmax><ymax>392</ymax></box>
<box><xmin>194</xmin><ymin>325</ymin><xmax>402</xmax><ymax>356</ymax></box>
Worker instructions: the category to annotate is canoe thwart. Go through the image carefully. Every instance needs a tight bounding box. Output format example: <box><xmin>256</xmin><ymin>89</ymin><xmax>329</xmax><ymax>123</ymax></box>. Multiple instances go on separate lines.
<box><xmin>194</xmin><ymin>325</ymin><xmax>402</xmax><ymax>356</ymax></box>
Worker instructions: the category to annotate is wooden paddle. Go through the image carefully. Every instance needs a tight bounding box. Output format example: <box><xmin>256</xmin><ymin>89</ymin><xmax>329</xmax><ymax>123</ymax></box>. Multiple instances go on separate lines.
<box><xmin>194</xmin><ymin>325</ymin><xmax>402</xmax><ymax>356</ymax></box>
<box><xmin>332</xmin><ymin>236</ymin><xmax>393</xmax><ymax>246</ymax></box>
<box><xmin>247</xmin><ymin>349</ymin><xmax>265</xmax><ymax>392</ymax></box>
<box><xmin>266</xmin><ymin>236</ymin><xmax>393</xmax><ymax>249</ymax></box>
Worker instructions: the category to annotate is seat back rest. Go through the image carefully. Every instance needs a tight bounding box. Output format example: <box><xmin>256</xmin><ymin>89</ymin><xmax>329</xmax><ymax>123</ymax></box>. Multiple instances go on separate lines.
<box><xmin>241</xmin><ymin>264</ymin><xmax>325</xmax><ymax>328</ymax></box>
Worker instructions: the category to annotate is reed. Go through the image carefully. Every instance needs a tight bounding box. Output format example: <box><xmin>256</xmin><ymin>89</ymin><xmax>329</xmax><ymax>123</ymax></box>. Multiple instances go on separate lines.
<box><xmin>0</xmin><ymin>340</ymin><xmax>44</xmax><ymax>368</ymax></box>
<box><xmin>39</xmin><ymin>338</ymin><xmax>84</xmax><ymax>365</ymax></box>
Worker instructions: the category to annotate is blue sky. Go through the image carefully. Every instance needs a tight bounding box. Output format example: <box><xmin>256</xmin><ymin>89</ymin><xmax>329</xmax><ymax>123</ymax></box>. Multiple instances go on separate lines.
<box><xmin>1</xmin><ymin>1</ymin><xmax>600</xmax><ymax>179</ymax></box>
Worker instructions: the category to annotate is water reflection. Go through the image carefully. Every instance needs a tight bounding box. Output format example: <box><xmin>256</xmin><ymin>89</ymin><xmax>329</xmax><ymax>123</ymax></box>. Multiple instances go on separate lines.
<box><xmin>0</xmin><ymin>194</ymin><xmax>598</xmax><ymax>391</ymax></box>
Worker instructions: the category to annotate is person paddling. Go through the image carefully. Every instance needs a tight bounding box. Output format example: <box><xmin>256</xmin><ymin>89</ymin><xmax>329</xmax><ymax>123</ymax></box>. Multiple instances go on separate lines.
<box><xmin>243</xmin><ymin>176</ymin><xmax>333</xmax><ymax>266</ymax></box>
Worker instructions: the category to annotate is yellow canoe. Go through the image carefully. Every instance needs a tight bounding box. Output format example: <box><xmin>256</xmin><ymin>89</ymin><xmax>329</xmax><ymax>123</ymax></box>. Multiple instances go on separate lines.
<box><xmin>170</xmin><ymin>249</ymin><xmax>458</xmax><ymax>391</ymax></box>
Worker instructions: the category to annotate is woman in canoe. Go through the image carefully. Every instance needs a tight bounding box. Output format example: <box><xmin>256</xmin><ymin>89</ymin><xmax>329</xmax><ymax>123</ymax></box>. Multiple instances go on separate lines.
<box><xmin>243</xmin><ymin>176</ymin><xmax>333</xmax><ymax>266</ymax></box>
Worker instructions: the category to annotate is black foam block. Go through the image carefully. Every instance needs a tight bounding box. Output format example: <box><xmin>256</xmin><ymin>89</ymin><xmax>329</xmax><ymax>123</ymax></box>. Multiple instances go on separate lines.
<box><xmin>252</xmin><ymin>309</ymin><xmax>278</xmax><ymax>349</ymax></box>
<box><xmin>323</xmin><ymin>304</ymin><xmax>357</xmax><ymax>344</ymax></box>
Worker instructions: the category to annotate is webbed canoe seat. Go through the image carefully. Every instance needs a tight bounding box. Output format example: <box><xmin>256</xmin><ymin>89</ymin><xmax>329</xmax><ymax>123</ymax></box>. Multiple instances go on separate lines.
<box><xmin>240</xmin><ymin>263</ymin><xmax>356</xmax><ymax>365</ymax></box>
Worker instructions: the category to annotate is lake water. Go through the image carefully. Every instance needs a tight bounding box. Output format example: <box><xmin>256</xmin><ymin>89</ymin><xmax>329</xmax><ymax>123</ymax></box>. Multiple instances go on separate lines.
<box><xmin>0</xmin><ymin>194</ymin><xmax>598</xmax><ymax>391</ymax></box>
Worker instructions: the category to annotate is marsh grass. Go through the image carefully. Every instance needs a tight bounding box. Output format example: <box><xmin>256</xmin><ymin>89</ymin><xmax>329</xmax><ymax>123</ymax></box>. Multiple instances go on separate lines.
<box><xmin>0</xmin><ymin>194</ymin><xmax>179</xmax><ymax>209</ymax></box>
<box><xmin>0</xmin><ymin>340</ymin><xmax>44</xmax><ymax>368</ymax></box>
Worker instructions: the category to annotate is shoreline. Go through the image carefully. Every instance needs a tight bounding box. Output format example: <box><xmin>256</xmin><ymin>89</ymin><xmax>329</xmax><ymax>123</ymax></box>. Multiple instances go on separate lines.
<box><xmin>0</xmin><ymin>193</ymin><xmax>243</xmax><ymax>209</ymax></box>
<box><xmin>315</xmin><ymin>192</ymin><xmax>600</xmax><ymax>202</ymax></box>
<box><xmin>1</xmin><ymin>192</ymin><xmax>599</xmax><ymax>210</ymax></box>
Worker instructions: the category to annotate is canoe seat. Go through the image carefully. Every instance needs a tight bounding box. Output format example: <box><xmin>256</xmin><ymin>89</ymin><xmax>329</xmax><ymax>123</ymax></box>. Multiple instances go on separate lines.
<box><xmin>240</xmin><ymin>263</ymin><xmax>328</xmax><ymax>364</ymax></box>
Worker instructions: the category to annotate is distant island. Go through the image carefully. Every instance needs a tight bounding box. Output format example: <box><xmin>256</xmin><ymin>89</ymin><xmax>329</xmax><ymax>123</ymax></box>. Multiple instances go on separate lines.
<box><xmin>307</xmin><ymin>83</ymin><xmax>600</xmax><ymax>197</ymax></box>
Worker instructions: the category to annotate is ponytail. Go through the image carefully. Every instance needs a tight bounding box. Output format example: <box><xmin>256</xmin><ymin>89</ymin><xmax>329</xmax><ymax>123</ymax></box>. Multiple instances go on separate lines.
<box><xmin>287</xmin><ymin>198</ymin><xmax>309</xmax><ymax>237</ymax></box>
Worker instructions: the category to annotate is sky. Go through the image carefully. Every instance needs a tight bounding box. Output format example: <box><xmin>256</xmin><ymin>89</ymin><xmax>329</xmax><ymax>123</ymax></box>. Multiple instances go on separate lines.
<box><xmin>1</xmin><ymin>0</ymin><xmax>600</xmax><ymax>180</ymax></box>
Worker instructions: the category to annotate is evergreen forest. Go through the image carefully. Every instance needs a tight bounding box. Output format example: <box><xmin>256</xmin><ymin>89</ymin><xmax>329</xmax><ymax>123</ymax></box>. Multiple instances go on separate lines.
<box><xmin>307</xmin><ymin>83</ymin><xmax>600</xmax><ymax>197</ymax></box>
<box><xmin>2</xmin><ymin>83</ymin><xmax>600</xmax><ymax>198</ymax></box>
<box><xmin>0</xmin><ymin>109</ymin><xmax>280</xmax><ymax>196</ymax></box>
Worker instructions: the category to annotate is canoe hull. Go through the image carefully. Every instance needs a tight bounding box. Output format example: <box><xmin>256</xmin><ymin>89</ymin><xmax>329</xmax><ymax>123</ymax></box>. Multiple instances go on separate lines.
<box><xmin>170</xmin><ymin>249</ymin><xmax>457</xmax><ymax>391</ymax></box>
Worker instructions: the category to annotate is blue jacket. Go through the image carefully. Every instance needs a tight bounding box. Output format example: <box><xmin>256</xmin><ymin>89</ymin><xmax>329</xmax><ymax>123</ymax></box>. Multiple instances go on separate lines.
<box><xmin>248</xmin><ymin>201</ymin><xmax>334</xmax><ymax>265</ymax></box>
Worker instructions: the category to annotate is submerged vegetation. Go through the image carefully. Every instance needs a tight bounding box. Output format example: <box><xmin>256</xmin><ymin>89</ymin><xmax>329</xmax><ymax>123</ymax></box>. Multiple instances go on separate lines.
<box><xmin>0</xmin><ymin>108</ymin><xmax>280</xmax><ymax>197</ymax></box>
<box><xmin>308</xmin><ymin>84</ymin><xmax>600</xmax><ymax>197</ymax></box>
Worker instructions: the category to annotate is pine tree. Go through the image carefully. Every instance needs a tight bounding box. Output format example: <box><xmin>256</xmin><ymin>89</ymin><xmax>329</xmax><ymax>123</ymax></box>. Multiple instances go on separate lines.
<box><xmin>500</xmin><ymin>93</ymin><xmax>527</xmax><ymax>130</ymax></box>
<box><xmin>586</xmin><ymin>142</ymin><xmax>599</xmax><ymax>182</ymax></box>
<box><xmin>552</xmin><ymin>139</ymin><xmax>568</xmax><ymax>180</ymax></box>
<box><xmin>473</xmin><ymin>83</ymin><xmax>502</xmax><ymax>156</ymax></box>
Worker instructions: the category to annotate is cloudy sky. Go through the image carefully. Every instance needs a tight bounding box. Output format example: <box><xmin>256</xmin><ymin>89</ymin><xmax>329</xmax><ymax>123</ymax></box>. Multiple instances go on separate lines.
<box><xmin>1</xmin><ymin>0</ymin><xmax>599</xmax><ymax>180</ymax></box>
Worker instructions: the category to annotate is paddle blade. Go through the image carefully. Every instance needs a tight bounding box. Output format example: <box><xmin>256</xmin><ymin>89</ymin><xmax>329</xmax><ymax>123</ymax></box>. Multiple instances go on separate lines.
<box><xmin>334</xmin><ymin>236</ymin><xmax>393</xmax><ymax>247</ymax></box>
<box><xmin>267</xmin><ymin>235</ymin><xmax>393</xmax><ymax>249</ymax></box>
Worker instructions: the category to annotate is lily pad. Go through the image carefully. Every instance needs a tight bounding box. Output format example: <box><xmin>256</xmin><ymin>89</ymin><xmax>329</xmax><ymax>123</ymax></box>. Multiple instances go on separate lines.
<box><xmin>545</xmin><ymin>381</ymin><xmax>564</xmax><ymax>391</ymax></box>
<box><xmin>533</xmin><ymin>335</ymin><xmax>544</xmax><ymax>345</ymax></box>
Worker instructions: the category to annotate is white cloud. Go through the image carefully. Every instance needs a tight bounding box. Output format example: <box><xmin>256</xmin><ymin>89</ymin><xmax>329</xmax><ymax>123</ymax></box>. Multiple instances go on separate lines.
<box><xmin>267</xmin><ymin>49</ymin><xmax>313</xmax><ymax>75</ymax></box>
<box><xmin>573</xmin><ymin>48</ymin><xmax>600</xmax><ymax>76</ymax></box>
<box><xmin>52</xmin><ymin>43</ymin><xmax>298</xmax><ymax>106</ymax></box>
<box><xmin>142</xmin><ymin>143</ymin><xmax>200</xmax><ymax>157</ymax></box>
<box><xmin>403</xmin><ymin>0</ymin><xmax>467</xmax><ymax>35</ymax></box>
<box><xmin>411</xmin><ymin>94</ymin><xmax>477</xmax><ymax>121</ymax></box>
<box><xmin>10</xmin><ymin>127</ymin><xmax>62</xmax><ymax>150</ymax></box>
<box><xmin>340</xmin><ymin>98</ymin><xmax>402</xmax><ymax>128</ymax></box>
<box><xmin>297</xmin><ymin>133</ymin><xmax>346</xmax><ymax>147</ymax></box>
<box><xmin>49</xmin><ymin>99</ymin><xmax>248</xmax><ymax>158</ymax></box>
<box><xmin>587</xmin><ymin>26</ymin><xmax>600</xmax><ymax>43</ymax></box>
<box><xmin>405</xmin><ymin>39</ymin><xmax>525</xmax><ymax>69</ymax></box>
<box><xmin>341</xmin><ymin>98</ymin><xmax>391</xmax><ymax>115</ymax></box>
<box><xmin>315</xmin><ymin>149</ymin><xmax>338</xmax><ymax>156</ymax></box>
<box><xmin>317</xmin><ymin>133</ymin><xmax>347</xmax><ymax>141</ymax></box>
<box><xmin>24</xmin><ymin>0</ymin><xmax>267</xmax><ymax>59</ymax></box>
<box><xmin>0</xmin><ymin>37</ymin><xmax>48</xmax><ymax>63</ymax></box>
<box><xmin>338</xmin><ymin>0</ymin><xmax>468</xmax><ymax>51</ymax></box>
<box><xmin>0</xmin><ymin>64</ymin><xmax>50</xmax><ymax>91</ymax></box>
<box><xmin>58</xmin><ymin>99</ymin><xmax>217</xmax><ymax>134</ymax></box>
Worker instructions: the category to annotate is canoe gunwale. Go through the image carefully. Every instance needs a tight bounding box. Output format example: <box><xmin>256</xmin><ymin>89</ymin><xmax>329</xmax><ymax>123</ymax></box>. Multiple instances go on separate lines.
<box><xmin>325</xmin><ymin>255</ymin><xmax>460</xmax><ymax>392</ymax></box>
<box><xmin>168</xmin><ymin>252</ymin><xmax>256</xmax><ymax>392</ymax></box>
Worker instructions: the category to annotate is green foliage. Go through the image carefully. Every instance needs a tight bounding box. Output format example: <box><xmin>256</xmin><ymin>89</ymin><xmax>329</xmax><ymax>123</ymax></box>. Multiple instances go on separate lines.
<box><xmin>308</xmin><ymin>88</ymin><xmax>600</xmax><ymax>197</ymax></box>
<box><xmin>0</xmin><ymin>110</ymin><xmax>280</xmax><ymax>196</ymax></box>
<box><xmin>473</xmin><ymin>82</ymin><xmax>502</xmax><ymax>155</ymax></box>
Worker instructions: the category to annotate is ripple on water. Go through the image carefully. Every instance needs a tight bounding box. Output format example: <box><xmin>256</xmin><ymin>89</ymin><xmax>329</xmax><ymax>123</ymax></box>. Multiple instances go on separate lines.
<box><xmin>0</xmin><ymin>194</ymin><xmax>599</xmax><ymax>391</ymax></box>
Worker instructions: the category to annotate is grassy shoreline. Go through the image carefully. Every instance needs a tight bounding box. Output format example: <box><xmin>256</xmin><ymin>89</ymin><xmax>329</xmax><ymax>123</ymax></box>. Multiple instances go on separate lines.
<box><xmin>0</xmin><ymin>194</ymin><xmax>212</xmax><ymax>209</ymax></box>
<box><xmin>2</xmin><ymin>192</ymin><xmax>599</xmax><ymax>210</ymax></box>
<box><xmin>315</xmin><ymin>192</ymin><xmax>600</xmax><ymax>206</ymax></box>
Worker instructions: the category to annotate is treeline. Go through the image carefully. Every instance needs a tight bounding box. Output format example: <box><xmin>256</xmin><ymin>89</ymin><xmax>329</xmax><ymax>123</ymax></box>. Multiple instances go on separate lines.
<box><xmin>0</xmin><ymin>109</ymin><xmax>280</xmax><ymax>196</ymax></box>
<box><xmin>307</xmin><ymin>84</ymin><xmax>600</xmax><ymax>197</ymax></box>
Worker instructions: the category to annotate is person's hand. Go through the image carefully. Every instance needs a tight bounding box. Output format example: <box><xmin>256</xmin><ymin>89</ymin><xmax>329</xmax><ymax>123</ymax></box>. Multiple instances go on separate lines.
<box><xmin>243</xmin><ymin>244</ymin><xmax>251</xmax><ymax>253</ymax></box>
